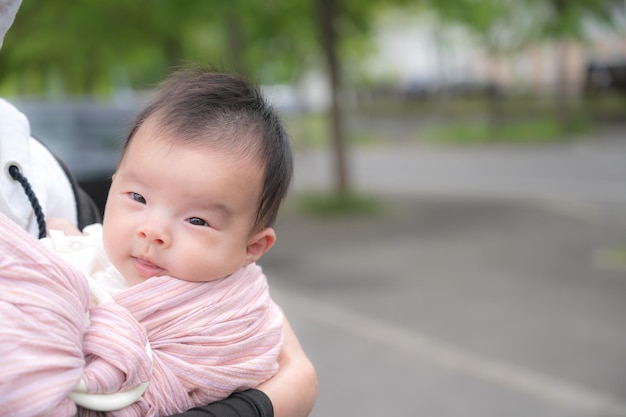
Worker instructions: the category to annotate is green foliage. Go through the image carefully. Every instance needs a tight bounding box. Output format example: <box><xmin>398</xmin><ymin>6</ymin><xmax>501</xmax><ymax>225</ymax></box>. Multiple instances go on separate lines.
<box><xmin>1</xmin><ymin>0</ymin><xmax>623</xmax><ymax>96</ymax></box>
<box><xmin>528</xmin><ymin>0</ymin><xmax>623</xmax><ymax>39</ymax></box>
<box><xmin>0</xmin><ymin>0</ymin><xmax>418</xmax><ymax>96</ymax></box>
<box><xmin>0</xmin><ymin>0</ymin><xmax>321</xmax><ymax>94</ymax></box>
<box><xmin>294</xmin><ymin>192</ymin><xmax>383</xmax><ymax>217</ymax></box>
<box><xmin>595</xmin><ymin>246</ymin><xmax>626</xmax><ymax>271</ymax></box>
<box><xmin>420</xmin><ymin>110</ymin><xmax>594</xmax><ymax>145</ymax></box>
<box><xmin>285</xmin><ymin>113</ymin><xmax>329</xmax><ymax>149</ymax></box>
<box><xmin>426</xmin><ymin>0</ymin><xmax>624</xmax><ymax>52</ymax></box>
<box><xmin>0</xmin><ymin>0</ymin><xmax>201</xmax><ymax>94</ymax></box>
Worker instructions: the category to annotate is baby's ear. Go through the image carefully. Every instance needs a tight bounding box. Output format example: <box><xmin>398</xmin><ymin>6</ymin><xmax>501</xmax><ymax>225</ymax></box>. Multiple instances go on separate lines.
<box><xmin>245</xmin><ymin>227</ymin><xmax>276</xmax><ymax>264</ymax></box>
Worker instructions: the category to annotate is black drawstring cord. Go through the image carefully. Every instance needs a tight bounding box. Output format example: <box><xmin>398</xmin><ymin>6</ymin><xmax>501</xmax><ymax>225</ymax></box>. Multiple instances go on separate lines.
<box><xmin>8</xmin><ymin>165</ymin><xmax>47</xmax><ymax>239</ymax></box>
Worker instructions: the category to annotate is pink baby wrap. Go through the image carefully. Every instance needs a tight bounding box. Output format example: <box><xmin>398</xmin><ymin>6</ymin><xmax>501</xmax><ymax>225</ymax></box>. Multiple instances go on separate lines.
<box><xmin>0</xmin><ymin>213</ymin><xmax>283</xmax><ymax>417</ymax></box>
<box><xmin>0</xmin><ymin>211</ymin><xmax>89</xmax><ymax>416</ymax></box>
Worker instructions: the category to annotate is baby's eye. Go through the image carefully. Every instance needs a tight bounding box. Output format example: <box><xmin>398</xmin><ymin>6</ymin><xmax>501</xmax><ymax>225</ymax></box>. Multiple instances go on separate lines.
<box><xmin>188</xmin><ymin>217</ymin><xmax>209</xmax><ymax>227</ymax></box>
<box><xmin>130</xmin><ymin>192</ymin><xmax>146</xmax><ymax>204</ymax></box>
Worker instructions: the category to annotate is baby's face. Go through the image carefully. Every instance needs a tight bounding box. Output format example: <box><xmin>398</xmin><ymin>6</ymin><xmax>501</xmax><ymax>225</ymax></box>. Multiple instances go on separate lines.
<box><xmin>102</xmin><ymin>118</ymin><xmax>268</xmax><ymax>286</ymax></box>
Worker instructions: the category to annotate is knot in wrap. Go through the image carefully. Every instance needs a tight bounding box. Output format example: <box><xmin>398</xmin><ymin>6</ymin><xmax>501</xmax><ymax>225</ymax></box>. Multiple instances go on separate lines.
<box><xmin>81</xmin><ymin>302</ymin><xmax>152</xmax><ymax>395</ymax></box>
<box><xmin>97</xmin><ymin>264</ymin><xmax>284</xmax><ymax>417</ymax></box>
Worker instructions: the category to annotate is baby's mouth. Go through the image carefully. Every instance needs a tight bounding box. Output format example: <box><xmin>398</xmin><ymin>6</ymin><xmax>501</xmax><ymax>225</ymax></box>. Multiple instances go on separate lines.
<box><xmin>132</xmin><ymin>256</ymin><xmax>165</xmax><ymax>278</ymax></box>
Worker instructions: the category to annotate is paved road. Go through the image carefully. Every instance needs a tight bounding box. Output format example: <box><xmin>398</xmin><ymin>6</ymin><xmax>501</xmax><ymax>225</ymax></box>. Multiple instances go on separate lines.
<box><xmin>293</xmin><ymin>126</ymin><xmax>626</xmax><ymax>204</ymax></box>
<box><xmin>260</xmin><ymin>126</ymin><xmax>626</xmax><ymax>417</ymax></box>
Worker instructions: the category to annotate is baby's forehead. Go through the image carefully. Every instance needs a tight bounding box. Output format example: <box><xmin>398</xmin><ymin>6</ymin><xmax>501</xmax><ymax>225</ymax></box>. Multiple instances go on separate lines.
<box><xmin>121</xmin><ymin>118</ymin><xmax>267</xmax><ymax>202</ymax></box>
<box><xmin>147</xmin><ymin>113</ymin><xmax>264</xmax><ymax>156</ymax></box>
<box><xmin>119</xmin><ymin>135</ymin><xmax>264</xmax><ymax>203</ymax></box>
<box><xmin>128</xmin><ymin>133</ymin><xmax>262</xmax><ymax>171</ymax></box>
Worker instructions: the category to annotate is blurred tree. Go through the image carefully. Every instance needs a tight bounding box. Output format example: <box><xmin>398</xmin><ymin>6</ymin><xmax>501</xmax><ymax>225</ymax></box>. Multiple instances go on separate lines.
<box><xmin>0</xmin><ymin>0</ymin><xmax>316</xmax><ymax>94</ymax></box>
<box><xmin>0</xmin><ymin>0</ymin><xmax>205</xmax><ymax>94</ymax></box>
<box><xmin>429</xmin><ymin>0</ymin><xmax>624</xmax><ymax>134</ymax></box>
<box><xmin>187</xmin><ymin>0</ymin><xmax>316</xmax><ymax>83</ymax></box>
<box><xmin>314</xmin><ymin>0</ymin><xmax>400</xmax><ymax>196</ymax></box>
<box><xmin>316</xmin><ymin>0</ymin><xmax>349</xmax><ymax>196</ymax></box>
<box><xmin>0</xmin><ymin>0</ymin><xmax>413</xmax><ymax>197</ymax></box>
<box><xmin>427</xmin><ymin>0</ymin><xmax>530</xmax><ymax>135</ymax></box>
<box><xmin>525</xmin><ymin>0</ymin><xmax>625</xmax><ymax>133</ymax></box>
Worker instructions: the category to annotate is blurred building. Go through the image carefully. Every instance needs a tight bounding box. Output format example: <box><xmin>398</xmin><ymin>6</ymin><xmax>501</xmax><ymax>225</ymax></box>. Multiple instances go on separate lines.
<box><xmin>366</xmin><ymin>10</ymin><xmax>626</xmax><ymax>97</ymax></box>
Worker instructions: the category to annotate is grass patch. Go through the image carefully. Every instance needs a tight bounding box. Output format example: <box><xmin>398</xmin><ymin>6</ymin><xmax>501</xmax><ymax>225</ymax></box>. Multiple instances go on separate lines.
<box><xmin>349</xmin><ymin>132</ymin><xmax>384</xmax><ymax>147</ymax></box>
<box><xmin>594</xmin><ymin>246</ymin><xmax>626</xmax><ymax>271</ymax></box>
<box><xmin>422</xmin><ymin>117</ymin><xmax>593</xmax><ymax>145</ymax></box>
<box><xmin>285</xmin><ymin>113</ymin><xmax>328</xmax><ymax>149</ymax></box>
<box><xmin>285</xmin><ymin>99</ymin><xmax>605</xmax><ymax>150</ymax></box>
<box><xmin>294</xmin><ymin>192</ymin><xmax>383</xmax><ymax>217</ymax></box>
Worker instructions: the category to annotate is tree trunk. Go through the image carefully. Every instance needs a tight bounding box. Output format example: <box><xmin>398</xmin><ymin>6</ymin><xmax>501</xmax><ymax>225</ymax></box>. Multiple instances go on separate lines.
<box><xmin>554</xmin><ymin>39</ymin><xmax>571</xmax><ymax>134</ymax></box>
<box><xmin>316</xmin><ymin>0</ymin><xmax>349</xmax><ymax>196</ymax></box>
<box><xmin>164</xmin><ymin>37</ymin><xmax>183</xmax><ymax>73</ymax></box>
<box><xmin>486</xmin><ymin>51</ymin><xmax>504</xmax><ymax>140</ymax></box>
<box><xmin>226</xmin><ymin>12</ymin><xmax>247</xmax><ymax>77</ymax></box>
<box><xmin>553</xmin><ymin>0</ymin><xmax>571</xmax><ymax>135</ymax></box>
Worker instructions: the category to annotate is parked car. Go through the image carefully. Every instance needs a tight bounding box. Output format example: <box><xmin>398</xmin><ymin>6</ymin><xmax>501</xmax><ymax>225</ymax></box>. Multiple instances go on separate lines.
<box><xmin>15</xmin><ymin>99</ymin><xmax>138</xmax><ymax>214</ymax></box>
<box><xmin>401</xmin><ymin>78</ymin><xmax>503</xmax><ymax>100</ymax></box>
<box><xmin>584</xmin><ymin>60</ymin><xmax>626</xmax><ymax>96</ymax></box>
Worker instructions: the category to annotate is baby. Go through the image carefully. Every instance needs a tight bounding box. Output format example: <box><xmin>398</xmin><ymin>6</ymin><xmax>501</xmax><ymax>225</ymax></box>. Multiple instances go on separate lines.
<box><xmin>1</xmin><ymin>66</ymin><xmax>293</xmax><ymax>417</ymax></box>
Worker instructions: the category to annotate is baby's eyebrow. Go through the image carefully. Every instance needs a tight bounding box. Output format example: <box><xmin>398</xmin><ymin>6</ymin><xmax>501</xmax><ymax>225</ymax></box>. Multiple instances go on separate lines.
<box><xmin>200</xmin><ymin>201</ymin><xmax>234</xmax><ymax>219</ymax></box>
<box><xmin>115</xmin><ymin>170</ymin><xmax>144</xmax><ymax>185</ymax></box>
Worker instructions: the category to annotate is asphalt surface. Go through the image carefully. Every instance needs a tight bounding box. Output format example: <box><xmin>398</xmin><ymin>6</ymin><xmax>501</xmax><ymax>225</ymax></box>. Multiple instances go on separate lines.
<box><xmin>260</xmin><ymin>126</ymin><xmax>626</xmax><ymax>417</ymax></box>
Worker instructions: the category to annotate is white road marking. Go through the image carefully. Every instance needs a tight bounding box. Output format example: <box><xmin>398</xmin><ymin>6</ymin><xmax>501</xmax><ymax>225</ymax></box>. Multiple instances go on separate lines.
<box><xmin>272</xmin><ymin>286</ymin><xmax>626</xmax><ymax>416</ymax></box>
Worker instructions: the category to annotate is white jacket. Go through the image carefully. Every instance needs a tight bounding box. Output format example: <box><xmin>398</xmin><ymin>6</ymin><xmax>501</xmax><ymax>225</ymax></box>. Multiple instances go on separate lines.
<box><xmin>0</xmin><ymin>98</ymin><xmax>77</xmax><ymax>236</ymax></box>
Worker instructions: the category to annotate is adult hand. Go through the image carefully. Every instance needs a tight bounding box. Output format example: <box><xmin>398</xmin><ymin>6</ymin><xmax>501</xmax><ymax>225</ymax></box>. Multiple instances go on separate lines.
<box><xmin>257</xmin><ymin>317</ymin><xmax>318</xmax><ymax>417</ymax></box>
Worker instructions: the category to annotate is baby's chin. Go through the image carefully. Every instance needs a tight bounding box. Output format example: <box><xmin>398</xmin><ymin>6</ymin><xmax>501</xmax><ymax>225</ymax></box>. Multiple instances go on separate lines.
<box><xmin>124</xmin><ymin>274</ymin><xmax>151</xmax><ymax>287</ymax></box>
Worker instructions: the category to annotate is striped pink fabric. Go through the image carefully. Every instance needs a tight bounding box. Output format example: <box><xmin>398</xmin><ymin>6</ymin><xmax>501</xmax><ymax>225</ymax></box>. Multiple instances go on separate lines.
<box><xmin>80</xmin><ymin>264</ymin><xmax>283</xmax><ymax>417</ymax></box>
<box><xmin>0</xmin><ymin>213</ymin><xmax>283</xmax><ymax>417</ymax></box>
<box><xmin>0</xmin><ymin>212</ymin><xmax>89</xmax><ymax>417</ymax></box>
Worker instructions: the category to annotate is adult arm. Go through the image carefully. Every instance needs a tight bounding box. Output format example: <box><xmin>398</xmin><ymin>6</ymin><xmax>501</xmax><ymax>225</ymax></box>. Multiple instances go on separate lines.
<box><xmin>169</xmin><ymin>318</ymin><xmax>318</xmax><ymax>417</ymax></box>
<box><xmin>257</xmin><ymin>317</ymin><xmax>318</xmax><ymax>417</ymax></box>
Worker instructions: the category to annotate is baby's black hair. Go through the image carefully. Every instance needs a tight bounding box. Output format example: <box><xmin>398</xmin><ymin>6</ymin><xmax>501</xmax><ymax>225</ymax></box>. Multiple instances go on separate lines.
<box><xmin>123</xmin><ymin>66</ymin><xmax>293</xmax><ymax>230</ymax></box>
